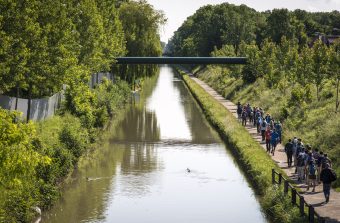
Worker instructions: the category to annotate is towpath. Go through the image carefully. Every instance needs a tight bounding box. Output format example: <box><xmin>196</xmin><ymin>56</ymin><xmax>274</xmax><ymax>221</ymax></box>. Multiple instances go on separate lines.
<box><xmin>184</xmin><ymin>71</ymin><xmax>340</xmax><ymax>223</ymax></box>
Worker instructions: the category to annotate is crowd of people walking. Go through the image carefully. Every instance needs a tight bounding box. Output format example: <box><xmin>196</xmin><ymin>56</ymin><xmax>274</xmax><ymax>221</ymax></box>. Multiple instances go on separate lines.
<box><xmin>236</xmin><ymin>102</ymin><xmax>337</xmax><ymax>203</ymax></box>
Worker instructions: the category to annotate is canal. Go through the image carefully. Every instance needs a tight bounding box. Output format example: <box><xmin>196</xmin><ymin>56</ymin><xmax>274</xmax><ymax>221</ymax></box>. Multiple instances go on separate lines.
<box><xmin>41</xmin><ymin>66</ymin><xmax>267</xmax><ymax>223</ymax></box>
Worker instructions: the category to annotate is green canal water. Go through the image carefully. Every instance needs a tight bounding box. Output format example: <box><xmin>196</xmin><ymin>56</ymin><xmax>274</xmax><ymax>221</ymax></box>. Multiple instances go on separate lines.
<box><xmin>40</xmin><ymin>66</ymin><xmax>267</xmax><ymax>223</ymax></box>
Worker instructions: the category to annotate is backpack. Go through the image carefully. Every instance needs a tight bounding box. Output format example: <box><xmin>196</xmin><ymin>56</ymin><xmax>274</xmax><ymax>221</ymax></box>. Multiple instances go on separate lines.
<box><xmin>237</xmin><ymin>106</ymin><xmax>242</xmax><ymax>114</ymax></box>
<box><xmin>262</xmin><ymin>122</ymin><xmax>266</xmax><ymax>128</ymax></box>
<box><xmin>309</xmin><ymin>163</ymin><xmax>316</xmax><ymax>175</ymax></box>
<box><xmin>330</xmin><ymin>170</ymin><xmax>337</xmax><ymax>182</ymax></box>
<box><xmin>297</xmin><ymin>154</ymin><xmax>305</xmax><ymax>167</ymax></box>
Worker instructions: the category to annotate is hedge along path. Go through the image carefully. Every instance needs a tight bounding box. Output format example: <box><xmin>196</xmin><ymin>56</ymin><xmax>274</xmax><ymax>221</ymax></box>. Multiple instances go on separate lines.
<box><xmin>179</xmin><ymin>68</ymin><xmax>340</xmax><ymax>222</ymax></box>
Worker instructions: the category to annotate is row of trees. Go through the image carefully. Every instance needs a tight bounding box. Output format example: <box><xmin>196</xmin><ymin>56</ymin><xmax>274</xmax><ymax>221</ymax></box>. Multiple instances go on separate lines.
<box><xmin>0</xmin><ymin>0</ymin><xmax>165</xmax><ymax>99</ymax></box>
<box><xmin>211</xmin><ymin>38</ymin><xmax>339</xmax><ymax>112</ymax></box>
<box><xmin>167</xmin><ymin>3</ymin><xmax>339</xmax><ymax>56</ymax></box>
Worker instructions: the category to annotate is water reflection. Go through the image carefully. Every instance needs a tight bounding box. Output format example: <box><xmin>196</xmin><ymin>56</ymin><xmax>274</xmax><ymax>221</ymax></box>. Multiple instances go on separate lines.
<box><xmin>41</xmin><ymin>66</ymin><xmax>267</xmax><ymax>223</ymax></box>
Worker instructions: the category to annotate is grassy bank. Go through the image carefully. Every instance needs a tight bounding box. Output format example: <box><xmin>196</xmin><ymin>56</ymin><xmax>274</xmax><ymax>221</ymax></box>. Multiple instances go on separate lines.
<box><xmin>196</xmin><ymin>65</ymin><xmax>340</xmax><ymax>191</ymax></box>
<box><xmin>176</xmin><ymin>67</ymin><xmax>305</xmax><ymax>223</ymax></box>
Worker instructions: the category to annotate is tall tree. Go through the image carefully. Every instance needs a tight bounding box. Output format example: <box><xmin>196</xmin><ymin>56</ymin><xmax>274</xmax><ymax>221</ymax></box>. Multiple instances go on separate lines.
<box><xmin>329</xmin><ymin>40</ymin><xmax>340</xmax><ymax>112</ymax></box>
<box><xmin>311</xmin><ymin>40</ymin><xmax>330</xmax><ymax>101</ymax></box>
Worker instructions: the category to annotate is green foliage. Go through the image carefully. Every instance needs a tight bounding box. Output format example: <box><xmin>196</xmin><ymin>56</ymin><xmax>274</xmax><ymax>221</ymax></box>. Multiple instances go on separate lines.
<box><xmin>0</xmin><ymin>109</ymin><xmax>50</xmax><ymax>222</ymax></box>
<box><xmin>167</xmin><ymin>3</ymin><xmax>339</xmax><ymax>57</ymax></box>
<box><xmin>262</xmin><ymin>186</ymin><xmax>305</xmax><ymax>223</ymax></box>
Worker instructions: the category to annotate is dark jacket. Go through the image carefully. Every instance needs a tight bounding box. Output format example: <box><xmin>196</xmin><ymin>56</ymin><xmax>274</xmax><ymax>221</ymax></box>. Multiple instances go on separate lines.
<box><xmin>285</xmin><ymin>142</ymin><xmax>293</xmax><ymax>155</ymax></box>
<box><xmin>320</xmin><ymin>168</ymin><xmax>334</xmax><ymax>184</ymax></box>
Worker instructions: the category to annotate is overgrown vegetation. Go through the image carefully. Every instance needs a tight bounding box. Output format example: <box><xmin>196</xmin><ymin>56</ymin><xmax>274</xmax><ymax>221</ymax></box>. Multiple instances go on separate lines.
<box><xmin>0</xmin><ymin>0</ymin><xmax>164</xmax><ymax>222</ymax></box>
<box><xmin>0</xmin><ymin>79</ymin><xmax>130</xmax><ymax>222</ymax></box>
<box><xmin>177</xmin><ymin>68</ymin><xmax>306</xmax><ymax>223</ymax></box>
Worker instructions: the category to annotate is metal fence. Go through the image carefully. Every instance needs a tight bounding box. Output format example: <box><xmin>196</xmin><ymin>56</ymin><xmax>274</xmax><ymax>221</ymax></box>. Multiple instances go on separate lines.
<box><xmin>272</xmin><ymin>169</ymin><xmax>326</xmax><ymax>223</ymax></box>
<box><xmin>0</xmin><ymin>72</ymin><xmax>115</xmax><ymax>121</ymax></box>
<box><xmin>0</xmin><ymin>91</ymin><xmax>64</xmax><ymax>121</ymax></box>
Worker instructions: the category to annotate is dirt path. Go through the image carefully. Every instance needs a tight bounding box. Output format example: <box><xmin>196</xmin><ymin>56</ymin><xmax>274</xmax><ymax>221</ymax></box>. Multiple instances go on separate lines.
<box><xmin>186</xmin><ymin>72</ymin><xmax>340</xmax><ymax>223</ymax></box>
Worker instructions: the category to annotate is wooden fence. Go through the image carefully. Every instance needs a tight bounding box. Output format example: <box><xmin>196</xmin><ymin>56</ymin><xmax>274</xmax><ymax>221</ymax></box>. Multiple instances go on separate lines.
<box><xmin>272</xmin><ymin>169</ymin><xmax>325</xmax><ymax>223</ymax></box>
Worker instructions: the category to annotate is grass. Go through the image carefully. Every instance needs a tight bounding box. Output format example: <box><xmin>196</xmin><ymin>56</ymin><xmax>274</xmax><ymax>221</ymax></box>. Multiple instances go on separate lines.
<box><xmin>197</xmin><ymin>65</ymin><xmax>340</xmax><ymax>191</ymax></box>
<box><xmin>176</xmin><ymin>67</ymin><xmax>306</xmax><ymax>223</ymax></box>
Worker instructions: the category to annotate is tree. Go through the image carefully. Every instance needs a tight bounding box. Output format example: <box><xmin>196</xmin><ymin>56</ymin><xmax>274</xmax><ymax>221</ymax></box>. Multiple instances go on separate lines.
<box><xmin>239</xmin><ymin>41</ymin><xmax>261</xmax><ymax>83</ymax></box>
<box><xmin>329</xmin><ymin>40</ymin><xmax>340</xmax><ymax>112</ymax></box>
<box><xmin>296</xmin><ymin>46</ymin><xmax>313</xmax><ymax>86</ymax></box>
<box><xmin>259</xmin><ymin>39</ymin><xmax>279</xmax><ymax>87</ymax></box>
<box><xmin>311</xmin><ymin>40</ymin><xmax>330</xmax><ymax>101</ymax></box>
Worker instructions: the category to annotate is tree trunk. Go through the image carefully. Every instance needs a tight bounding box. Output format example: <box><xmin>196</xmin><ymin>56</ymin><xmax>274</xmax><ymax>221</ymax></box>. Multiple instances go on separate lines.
<box><xmin>336</xmin><ymin>78</ymin><xmax>340</xmax><ymax>113</ymax></box>
<box><xmin>26</xmin><ymin>84</ymin><xmax>32</xmax><ymax>123</ymax></box>
<box><xmin>316</xmin><ymin>85</ymin><xmax>320</xmax><ymax>101</ymax></box>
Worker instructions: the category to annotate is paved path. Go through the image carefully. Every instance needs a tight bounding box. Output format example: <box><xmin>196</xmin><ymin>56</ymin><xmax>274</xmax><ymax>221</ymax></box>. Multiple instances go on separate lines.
<box><xmin>185</xmin><ymin>72</ymin><xmax>340</xmax><ymax>223</ymax></box>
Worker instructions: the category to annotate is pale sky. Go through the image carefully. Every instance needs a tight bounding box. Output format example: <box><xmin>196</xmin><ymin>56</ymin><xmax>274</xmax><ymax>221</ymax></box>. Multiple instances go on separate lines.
<box><xmin>146</xmin><ymin>0</ymin><xmax>340</xmax><ymax>42</ymax></box>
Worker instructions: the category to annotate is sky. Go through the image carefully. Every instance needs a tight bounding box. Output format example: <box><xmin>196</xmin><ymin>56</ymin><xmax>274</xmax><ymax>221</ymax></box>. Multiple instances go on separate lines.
<box><xmin>146</xmin><ymin>0</ymin><xmax>340</xmax><ymax>43</ymax></box>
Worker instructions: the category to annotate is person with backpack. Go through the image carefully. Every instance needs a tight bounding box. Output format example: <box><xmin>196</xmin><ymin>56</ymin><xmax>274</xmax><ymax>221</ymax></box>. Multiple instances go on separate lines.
<box><xmin>261</xmin><ymin>120</ymin><xmax>267</xmax><ymax>141</ymax></box>
<box><xmin>320</xmin><ymin>163</ymin><xmax>337</xmax><ymax>203</ymax></box>
<box><xmin>306</xmin><ymin>159</ymin><xmax>317</xmax><ymax>192</ymax></box>
<box><xmin>270</xmin><ymin>129</ymin><xmax>279</xmax><ymax>156</ymax></box>
<box><xmin>237</xmin><ymin>102</ymin><xmax>242</xmax><ymax>122</ymax></box>
<box><xmin>265</xmin><ymin>128</ymin><xmax>272</xmax><ymax>153</ymax></box>
<box><xmin>241</xmin><ymin>109</ymin><xmax>248</xmax><ymax>126</ymax></box>
<box><xmin>265</xmin><ymin>113</ymin><xmax>271</xmax><ymax>124</ymax></box>
<box><xmin>275</xmin><ymin>121</ymin><xmax>282</xmax><ymax>144</ymax></box>
<box><xmin>253</xmin><ymin>107</ymin><xmax>257</xmax><ymax>126</ymax></box>
<box><xmin>317</xmin><ymin>152</ymin><xmax>325</xmax><ymax>184</ymax></box>
<box><xmin>257</xmin><ymin>115</ymin><xmax>262</xmax><ymax>133</ymax></box>
<box><xmin>297</xmin><ymin>148</ymin><xmax>306</xmax><ymax>182</ymax></box>
<box><xmin>292</xmin><ymin>137</ymin><xmax>298</xmax><ymax>166</ymax></box>
<box><xmin>284</xmin><ymin>139</ymin><xmax>294</xmax><ymax>167</ymax></box>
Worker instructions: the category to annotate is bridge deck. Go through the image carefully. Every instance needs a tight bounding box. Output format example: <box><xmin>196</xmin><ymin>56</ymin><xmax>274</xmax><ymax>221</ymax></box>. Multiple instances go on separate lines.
<box><xmin>116</xmin><ymin>57</ymin><xmax>247</xmax><ymax>64</ymax></box>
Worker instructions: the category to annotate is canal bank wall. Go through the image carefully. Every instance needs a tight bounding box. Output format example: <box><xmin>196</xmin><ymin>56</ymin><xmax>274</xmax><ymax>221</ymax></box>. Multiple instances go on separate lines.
<box><xmin>175</xmin><ymin>67</ymin><xmax>305</xmax><ymax>223</ymax></box>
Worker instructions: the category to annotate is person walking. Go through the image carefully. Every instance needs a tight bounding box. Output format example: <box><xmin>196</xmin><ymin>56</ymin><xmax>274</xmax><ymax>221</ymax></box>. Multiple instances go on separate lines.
<box><xmin>237</xmin><ymin>102</ymin><xmax>242</xmax><ymax>122</ymax></box>
<box><xmin>284</xmin><ymin>139</ymin><xmax>293</xmax><ymax>167</ymax></box>
<box><xmin>265</xmin><ymin>128</ymin><xmax>272</xmax><ymax>153</ymax></box>
<box><xmin>317</xmin><ymin>152</ymin><xmax>325</xmax><ymax>184</ymax></box>
<box><xmin>261</xmin><ymin>120</ymin><xmax>267</xmax><ymax>141</ymax></box>
<box><xmin>306</xmin><ymin>159</ymin><xmax>317</xmax><ymax>192</ymax></box>
<box><xmin>275</xmin><ymin>121</ymin><xmax>282</xmax><ymax>144</ymax></box>
<box><xmin>296</xmin><ymin>148</ymin><xmax>306</xmax><ymax>182</ymax></box>
<box><xmin>320</xmin><ymin>163</ymin><xmax>337</xmax><ymax>203</ymax></box>
<box><xmin>241</xmin><ymin>109</ymin><xmax>247</xmax><ymax>126</ymax></box>
<box><xmin>292</xmin><ymin>137</ymin><xmax>298</xmax><ymax>169</ymax></box>
<box><xmin>270</xmin><ymin>129</ymin><xmax>279</xmax><ymax>156</ymax></box>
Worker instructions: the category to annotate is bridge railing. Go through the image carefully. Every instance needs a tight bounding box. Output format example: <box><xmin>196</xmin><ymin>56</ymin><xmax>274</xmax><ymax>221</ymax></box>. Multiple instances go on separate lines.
<box><xmin>271</xmin><ymin>169</ymin><xmax>325</xmax><ymax>223</ymax></box>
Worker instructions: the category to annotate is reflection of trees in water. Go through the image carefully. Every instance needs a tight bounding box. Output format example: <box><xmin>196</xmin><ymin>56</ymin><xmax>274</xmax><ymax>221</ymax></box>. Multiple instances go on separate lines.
<box><xmin>171</xmin><ymin>69</ymin><xmax>219</xmax><ymax>144</ymax></box>
<box><xmin>121</xmin><ymin>143</ymin><xmax>159</xmax><ymax>174</ymax></box>
<box><xmin>111</xmin><ymin>104</ymin><xmax>160</xmax><ymax>142</ymax></box>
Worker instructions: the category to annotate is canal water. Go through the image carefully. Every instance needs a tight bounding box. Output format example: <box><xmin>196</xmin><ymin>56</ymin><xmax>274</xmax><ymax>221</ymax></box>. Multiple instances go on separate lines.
<box><xmin>41</xmin><ymin>66</ymin><xmax>267</xmax><ymax>223</ymax></box>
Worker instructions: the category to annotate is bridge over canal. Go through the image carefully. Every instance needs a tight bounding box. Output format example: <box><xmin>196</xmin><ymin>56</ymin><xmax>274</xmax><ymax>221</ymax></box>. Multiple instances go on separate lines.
<box><xmin>116</xmin><ymin>57</ymin><xmax>247</xmax><ymax>65</ymax></box>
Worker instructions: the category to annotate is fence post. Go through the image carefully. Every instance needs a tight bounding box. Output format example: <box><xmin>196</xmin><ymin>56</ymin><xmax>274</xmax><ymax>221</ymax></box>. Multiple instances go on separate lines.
<box><xmin>278</xmin><ymin>173</ymin><xmax>282</xmax><ymax>185</ymax></box>
<box><xmin>308</xmin><ymin>205</ymin><xmax>315</xmax><ymax>223</ymax></box>
<box><xmin>291</xmin><ymin>188</ymin><xmax>297</xmax><ymax>205</ymax></box>
<box><xmin>317</xmin><ymin>215</ymin><xmax>325</xmax><ymax>223</ymax></box>
<box><xmin>299</xmin><ymin>196</ymin><xmax>305</xmax><ymax>216</ymax></box>
<box><xmin>284</xmin><ymin>180</ymin><xmax>289</xmax><ymax>194</ymax></box>
<box><xmin>272</xmin><ymin>169</ymin><xmax>275</xmax><ymax>184</ymax></box>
